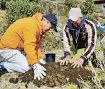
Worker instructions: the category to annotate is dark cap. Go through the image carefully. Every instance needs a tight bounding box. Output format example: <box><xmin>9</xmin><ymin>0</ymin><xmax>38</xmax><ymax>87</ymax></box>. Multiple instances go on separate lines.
<box><xmin>43</xmin><ymin>13</ymin><xmax>58</xmax><ymax>32</ymax></box>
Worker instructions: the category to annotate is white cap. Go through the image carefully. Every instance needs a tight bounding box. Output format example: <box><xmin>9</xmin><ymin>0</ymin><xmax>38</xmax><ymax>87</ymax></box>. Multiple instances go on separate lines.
<box><xmin>69</xmin><ymin>8</ymin><xmax>83</xmax><ymax>21</ymax></box>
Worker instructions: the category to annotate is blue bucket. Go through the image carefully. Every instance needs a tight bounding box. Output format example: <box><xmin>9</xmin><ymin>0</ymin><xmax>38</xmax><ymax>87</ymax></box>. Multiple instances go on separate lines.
<box><xmin>45</xmin><ymin>53</ymin><xmax>55</xmax><ymax>63</ymax></box>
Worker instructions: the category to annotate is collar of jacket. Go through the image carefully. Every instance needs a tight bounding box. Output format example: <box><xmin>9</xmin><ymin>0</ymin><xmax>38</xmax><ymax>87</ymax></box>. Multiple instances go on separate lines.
<box><xmin>66</xmin><ymin>16</ymin><xmax>86</xmax><ymax>29</ymax></box>
<box><xmin>32</xmin><ymin>13</ymin><xmax>43</xmax><ymax>34</ymax></box>
<box><xmin>79</xmin><ymin>16</ymin><xmax>86</xmax><ymax>29</ymax></box>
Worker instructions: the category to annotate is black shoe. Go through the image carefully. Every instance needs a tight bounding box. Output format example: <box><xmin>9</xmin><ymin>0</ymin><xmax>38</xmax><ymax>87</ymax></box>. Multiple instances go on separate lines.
<box><xmin>0</xmin><ymin>67</ymin><xmax>8</xmax><ymax>77</ymax></box>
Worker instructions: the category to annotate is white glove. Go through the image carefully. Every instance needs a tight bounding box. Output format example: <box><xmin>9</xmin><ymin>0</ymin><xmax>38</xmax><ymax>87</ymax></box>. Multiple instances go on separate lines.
<box><xmin>39</xmin><ymin>59</ymin><xmax>46</xmax><ymax>64</ymax></box>
<box><xmin>33</xmin><ymin>63</ymin><xmax>46</xmax><ymax>80</ymax></box>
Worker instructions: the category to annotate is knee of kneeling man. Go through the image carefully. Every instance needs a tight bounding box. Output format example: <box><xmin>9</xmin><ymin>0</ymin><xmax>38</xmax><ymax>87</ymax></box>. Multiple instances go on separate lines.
<box><xmin>22</xmin><ymin>66</ymin><xmax>30</xmax><ymax>73</ymax></box>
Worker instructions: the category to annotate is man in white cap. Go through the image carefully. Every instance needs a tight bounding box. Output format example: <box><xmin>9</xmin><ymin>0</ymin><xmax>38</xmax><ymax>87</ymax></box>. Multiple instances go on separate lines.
<box><xmin>60</xmin><ymin>8</ymin><xmax>97</xmax><ymax>68</ymax></box>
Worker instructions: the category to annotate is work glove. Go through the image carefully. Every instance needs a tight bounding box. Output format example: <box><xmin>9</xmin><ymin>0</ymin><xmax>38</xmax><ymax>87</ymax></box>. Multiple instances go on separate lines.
<box><xmin>32</xmin><ymin>63</ymin><xmax>46</xmax><ymax>80</ymax></box>
<box><xmin>39</xmin><ymin>58</ymin><xmax>46</xmax><ymax>64</ymax></box>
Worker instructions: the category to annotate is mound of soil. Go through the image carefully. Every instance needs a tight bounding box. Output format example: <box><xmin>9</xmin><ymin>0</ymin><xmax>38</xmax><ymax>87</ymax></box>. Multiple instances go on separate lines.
<box><xmin>9</xmin><ymin>62</ymin><xmax>93</xmax><ymax>87</ymax></box>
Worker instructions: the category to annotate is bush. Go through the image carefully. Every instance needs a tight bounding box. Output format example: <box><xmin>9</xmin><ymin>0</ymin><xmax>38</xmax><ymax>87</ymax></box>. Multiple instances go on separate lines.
<box><xmin>0</xmin><ymin>19</ymin><xmax>8</xmax><ymax>34</ymax></box>
<box><xmin>80</xmin><ymin>0</ymin><xmax>96</xmax><ymax>15</ymax></box>
<box><xmin>0</xmin><ymin>0</ymin><xmax>6</xmax><ymax>10</ymax></box>
<box><xmin>58</xmin><ymin>5</ymin><xmax>68</xmax><ymax>16</ymax></box>
<box><xmin>80</xmin><ymin>0</ymin><xmax>97</xmax><ymax>21</ymax></box>
<box><xmin>85</xmin><ymin>14</ymin><xmax>95</xmax><ymax>21</ymax></box>
<box><xmin>64</xmin><ymin>0</ymin><xmax>78</xmax><ymax>9</ymax></box>
<box><xmin>6</xmin><ymin>0</ymin><xmax>43</xmax><ymax>25</ymax></box>
<box><xmin>41</xmin><ymin>31</ymin><xmax>61</xmax><ymax>51</ymax></box>
<box><xmin>29</xmin><ymin>0</ymin><xmax>38</xmax><ymax>2</ymax></box>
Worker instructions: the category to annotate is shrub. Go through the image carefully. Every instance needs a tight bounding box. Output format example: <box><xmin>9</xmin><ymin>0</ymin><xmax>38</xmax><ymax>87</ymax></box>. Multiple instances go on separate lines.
<box><xmin>29</xmin><ymin>0</ymin><xmax>39</xmax><ymax>2</ymax></box>
<box><xmin>6</xmin><ymin>0</ymin><xmax>43</xmax><ymax>25</ymax></box>
<box><xmin>0</xmin><ymin>0</ymin><xmax>6</xmax><ymax>10</ymax></box>
<box><xmin>64</xmin><ymin>0</ymin><xmax>78</xmax><ymax>9</ymax></box>
<box><xmin>0</xmin><ymin>18</ymin><xmax>8</xmax><ymax>34</ymax></box>
<box><xmin>80</xmin><ymin>0</ymin><xmax>97</xmax><ymax>21</ymax></box>
<box><xmin>41</xmin><ymin>31</ymin><xmax>62</xmax><ymax>51</ymax></box>
<box><xmin>58</xmin><ymin>5</ymin><xmax>68</xmax><ymax>16</ymax></box>
<box><xmin>80</xmin><ymin>0</ymin><xmax>96</xmax><ymax>15</ymax></box>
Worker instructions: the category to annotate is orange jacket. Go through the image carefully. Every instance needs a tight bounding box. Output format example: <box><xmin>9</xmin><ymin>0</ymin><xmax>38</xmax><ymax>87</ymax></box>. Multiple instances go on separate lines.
<box><xmin>0</xmin><ymin>13</ymin><xmax>43</xmax><ymax>65</ymax></box>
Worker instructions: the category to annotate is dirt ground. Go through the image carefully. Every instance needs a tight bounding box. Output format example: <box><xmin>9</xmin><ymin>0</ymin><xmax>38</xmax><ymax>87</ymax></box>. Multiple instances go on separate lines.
<box><xmin>0</xmin><ymin>49</ymin><xmax>70</xmax><ymax>89</ymax></box>
<box><xmin>0</xmin><ymin>72</ymin><xmax>68</xmax><ymax>89</ymax></box>
<box><xmin>0</xmin><ymin>49</ymin><xmax>105</xmax><ymax>89</ymax></box>
<box><xmin>9</xmin><ymin>62</ymin><xmax>93</xmax><ymax>88</ymax></box>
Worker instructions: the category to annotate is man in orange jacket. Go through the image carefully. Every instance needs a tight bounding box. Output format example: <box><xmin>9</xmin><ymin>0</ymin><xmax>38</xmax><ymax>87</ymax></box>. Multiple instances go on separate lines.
<box><xmin>0</xmin><ymin>13</ymin><xmax>57</xmax><ymax>80</ymax></box>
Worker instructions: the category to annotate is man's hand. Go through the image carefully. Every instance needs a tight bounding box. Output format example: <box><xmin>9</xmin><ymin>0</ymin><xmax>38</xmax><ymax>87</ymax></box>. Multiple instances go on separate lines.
<box><xmin>71</xmin><ymin>58</ymin><xmax>84</xmax><ymax>68</ymax></box>
<box><xmin>60</xmin><ymin>55</ymin><xmax>71</xmax><ymax>65</ymax></box>
<box><xmin>33</xmin><ymin>63</ymin><xmax>46</xmax><ymax>80</ymax></box>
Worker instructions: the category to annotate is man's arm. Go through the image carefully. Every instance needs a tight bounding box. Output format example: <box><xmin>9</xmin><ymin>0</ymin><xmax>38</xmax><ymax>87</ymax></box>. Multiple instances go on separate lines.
<box><xmin>37</xmin><ymin>48</ymin><xmax>42</xmax><ymax>60</ymax></box>
<box><xmin>71</xmin><ymin>20</ymin><xmax>97</xmax><ymax>68</ymax></box>
<box><xmin>23</xmin><ymin>26</ymin><xmax>39</xmax><ymax>65</ymax></box>
<box><xmin>80</xmin><ymin>20</ymin><xmax>97</xmax><ymax>61</ymax></box>
<box><xmin>23</xmin><ymin>24</ymin><xmax>46</xmax><ymax>80</ymax></box>
<box><xmin>60</xmin><ymin>25</ymin><xmax>71</xmax><ymax>65</ymax></box>
<box><xmin>63</xmin><ymin>26</ymin><xmax>71</xmax><ymax>57</ymax></box>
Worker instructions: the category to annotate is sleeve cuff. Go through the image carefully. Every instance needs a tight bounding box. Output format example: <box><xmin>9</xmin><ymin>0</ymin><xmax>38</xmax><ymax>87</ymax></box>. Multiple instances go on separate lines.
<box><xmin>80</xmin><ymin>56</ymin><xmax>87</xmax><ymax>62</ymax></box>
<box><xmin>64</xmin><ymin>51</ymin><xmax>70</xmax><ymax>58</ymax></box>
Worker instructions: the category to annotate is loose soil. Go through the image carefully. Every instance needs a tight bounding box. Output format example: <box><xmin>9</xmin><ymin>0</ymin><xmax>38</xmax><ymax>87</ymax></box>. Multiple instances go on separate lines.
<box><xmin>9</xmin><ymin>62</ymin><xmax>93</xmax><ymax>88</ymax></box>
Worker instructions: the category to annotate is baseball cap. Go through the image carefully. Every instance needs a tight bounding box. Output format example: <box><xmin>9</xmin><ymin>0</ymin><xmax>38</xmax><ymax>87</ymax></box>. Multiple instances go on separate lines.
<box><xmin>69</xmin><ymin>8</ymin><xmax>83</xmax><ymax>21</ymax></box>
<box><xmin>43</xmin><ymin>13</ymin><xmax>58</xmax><ymax>32</ymax></box>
